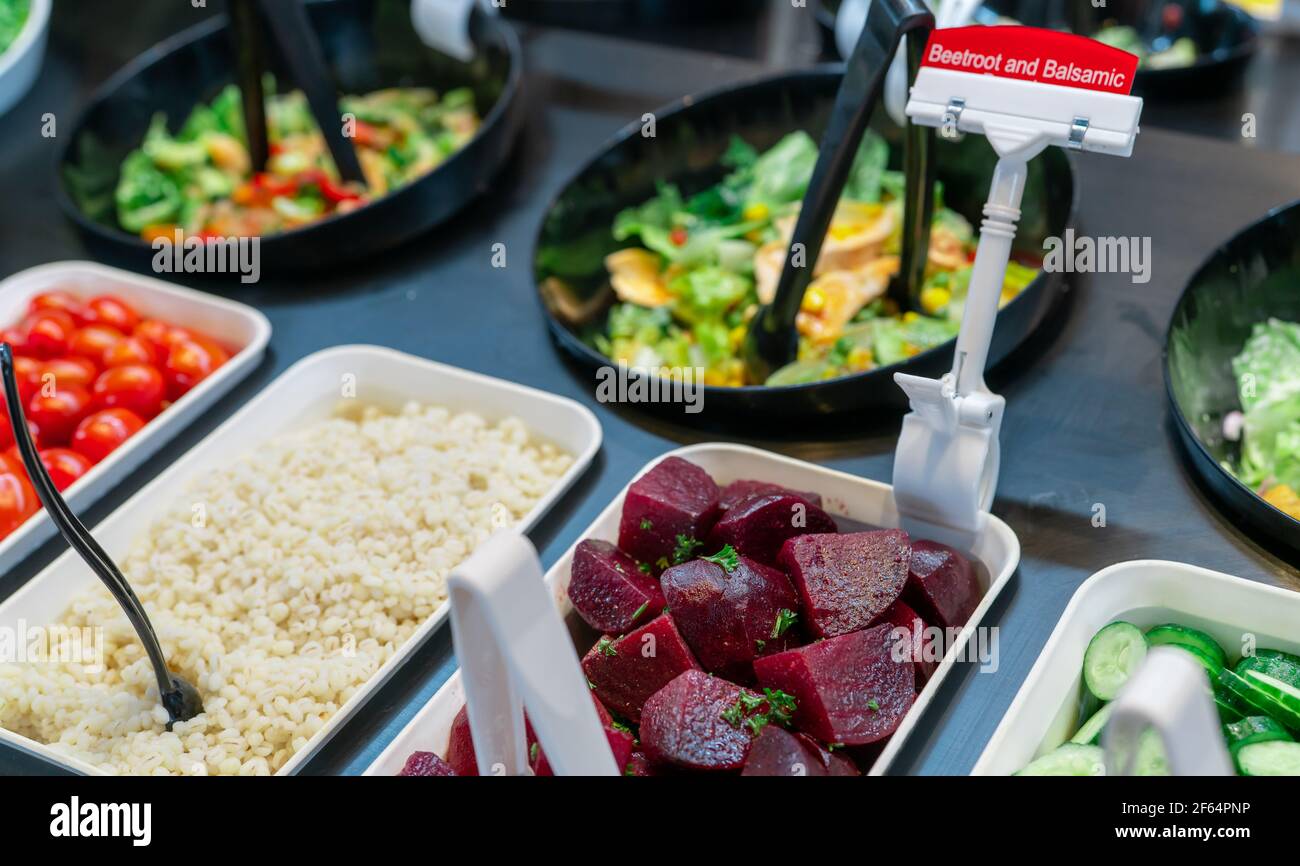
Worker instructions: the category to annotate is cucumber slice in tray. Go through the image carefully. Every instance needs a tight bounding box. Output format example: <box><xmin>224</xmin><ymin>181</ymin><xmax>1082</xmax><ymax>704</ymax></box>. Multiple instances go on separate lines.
<box><xmin>1236</xmin><ymin>741</ymin><xmax>1300</xmax><ymax>776</ymax></box>
<box><xmin>1236</xmin><ymin>650</ymin><xmax>1300</xmax><ymax>690</ymax></box>
<box><xmin>1225</xmin><ymin>716</ymin><xmax>1292</xmax><ymax>757</ymax></box>
<box><xmin>1217</xmin><ymin>668</ymin><xmax>1300</xmax><ymax>732</ymax></box>
<box><xmin>1145</xmin><ymin>624</ymin><xmax>1226</xmax><ymax>676</ymax></box>
<box><xmin>1015</xmin><ymin>743</ymin><xmax>1106</xmax><ymax>776</ymax></box>
<box><xmin>1071</xmin><ymin>704</ymin><xmax>1113</xmax><ymax>746</ymax></box>
<box><xmin>1083</xmin><ymin>622</ymin><xmax>1148</xmax><ymax>700</ymax></box>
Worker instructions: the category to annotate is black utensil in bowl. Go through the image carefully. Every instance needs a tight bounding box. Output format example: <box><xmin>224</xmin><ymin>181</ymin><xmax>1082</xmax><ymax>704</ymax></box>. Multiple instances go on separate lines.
<box><xmin>58</xmin><ymin>0</ymin><xmax>523</xmax><ymax>273</ymax></box>
<box><xmin>532</xmin><ymin>69</ymin><xmax>1076</xmax><ymax>428</ymax></box>
<box><xmin>0</xmin><ymin>344</ymin><xmax>203</xmax><ymax>729</ymax></box>
<box><xmin>1165</xmin><ymin>199</ymin><xmax>1300</xmax><ymax>561</ymax></box>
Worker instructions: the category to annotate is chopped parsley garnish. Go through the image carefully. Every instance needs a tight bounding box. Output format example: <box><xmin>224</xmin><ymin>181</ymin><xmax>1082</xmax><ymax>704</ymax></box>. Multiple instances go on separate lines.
<box><xmin>638</xmin><ymin>562</ymin><xmax>652</xmax><ymax>575</ymax></box>
<box><xmin>701</xmin><ymin>544</ymin><xmax>740</xmax><ymax>573</ymax></box>
<box><xmin>719</xmin><ymin>688</ymin><xmax>798</xmax><ymax>736</ymax></box>
<box><xmin>609</xmin><ymin>718</ymin><xmax>633</xmax><ymax>735</ymax></box>
<box><xmin>624</xmin><ymin>761</ymin><xmax>637</xmax><ymax>777</ymax></box>
<box><xmin>586</xmin><ymin>678</ymin><xmax>596</xmax><ymax>690</ymax></box>
<box><xmin>672</xmin><ymin>534</ymin><xmax>703</xmax><ymax>564</ymax></box>
<box><xmin>755</xmin><ymin>639</ymin><xmax>766</xmax><ymax>651</ymax></box>
<box><xmin>630</xmin><ymin>601</ymin><xmax>649</xmax><ymax>622</ymax></box>
<box><xmin>662</xmin><ymin>605</ymin><xmax>671</xmax><ymax>614</ymax></box>
<box><xmin>770</xmin><ymin>608</ymin><xmax>798</xmax><ymax>639</ymax></box>
<box><xmin>529</xmin><ymin>742</ymin><xmax>540</xmax><ymax>762</ymax></box>
<box><xmin>596</xmin><ymin>636</ymin><xmax>617</xmax><ymax>657</ymax></box>
<box><xmin>867</xmin><ymin>699</ymin><xmax>880</xmax><ymax>712</ymax></box>
<box><xmin>827</xmin><ymin>743</ymin><xmax>844</xmax><ymax>751</ymax></box>
<box><xmin>655</xmin><ymin>556</ymin><xmax>670</xmax><ymax>571</ymax></box>
<box><xmin>639</xmin><ymin>518</ymin><xmax>653</xmax><ymax>531</ymax></box>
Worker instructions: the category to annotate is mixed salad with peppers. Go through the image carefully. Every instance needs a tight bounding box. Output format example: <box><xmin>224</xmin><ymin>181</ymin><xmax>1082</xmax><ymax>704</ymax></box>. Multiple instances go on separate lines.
<box><xmin>114</xmin><ymin>82</ymin><xmax>480</xmax><ymax>240</ymax></box>
<box><xmin>0</xmin><ymin>0</ymin><xmax>28</xmax><ymax>56</ymax></box>
<box><xmin>1228</xmin><ymin>318</ymin><xmax>1300</xmax><ymax>522</ymax></box>
<box><xmin>591</xmin><ymin>130</ymin><xmax>1038</xmax><ymax>388</ymax></box>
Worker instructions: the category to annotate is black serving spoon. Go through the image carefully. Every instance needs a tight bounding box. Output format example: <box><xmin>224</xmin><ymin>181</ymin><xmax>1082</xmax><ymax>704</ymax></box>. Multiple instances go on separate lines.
<box><xmin>742</xmin><ymin>0</ymin><xmax>935</xmax><ymax>383</ymax></box>
<box><xmin>0</xmin><ymin>344</ymin><xmax>203</xmax><ymax>730</ymax></box>
<box><xmin>229</xmin><ymin>0</ymin><xmax>367</xmax><ymax>185</ymax></box>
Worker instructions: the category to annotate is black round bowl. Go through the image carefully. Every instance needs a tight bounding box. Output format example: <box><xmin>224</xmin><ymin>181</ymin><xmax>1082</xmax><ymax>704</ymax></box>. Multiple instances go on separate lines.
<box><xmin>57</xmin><ymin>0</ymin><xmax>523</xmax><ymax>273</ymax></box>
<box><xmin>1165</xmin><ymin>200</ymin><xmax>1300</xmax><ymax>560</ymax></box>
<box><xmin>532</xmin><ymin>67</ymin><xmax>1076</xmax><ymax>426</ymax></box>
<box><xmin>983</xmin><ymin>0</ymin><xmax>1258</xmax><ymax>98</ymax></box>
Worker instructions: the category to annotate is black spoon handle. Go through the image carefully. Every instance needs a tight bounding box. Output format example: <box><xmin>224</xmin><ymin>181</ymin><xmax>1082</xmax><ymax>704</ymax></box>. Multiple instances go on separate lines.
<box><xmin>229</xmin><ymin>0</ymin><xmax>270</xmax><ymax>173</ymax></box>
<box><xmin>745</xmin><ymin>0</ymin><xmax>934</xmax><ymax>380</ymax></box>
<box><xmin>256</xmin><ymin>0</ymin><xmax>367</xmax><ymax>186</ymax></box>
<box><xmin>0</xmin><ymin>344</ymin><xmax>176</xmax><ymax>705</ymax></box>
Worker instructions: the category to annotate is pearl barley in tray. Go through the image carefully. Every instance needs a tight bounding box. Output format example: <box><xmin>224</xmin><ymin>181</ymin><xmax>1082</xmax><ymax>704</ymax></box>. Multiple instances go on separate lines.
<box><xmin>0</xmin><ymin>346</ymin><xmax>601</xmax><ymax>775</ymax></box>
<box><xmin>373</xmin><ymin>444</ymin><xmax>1021</xmax><ymax>777</ymax></box>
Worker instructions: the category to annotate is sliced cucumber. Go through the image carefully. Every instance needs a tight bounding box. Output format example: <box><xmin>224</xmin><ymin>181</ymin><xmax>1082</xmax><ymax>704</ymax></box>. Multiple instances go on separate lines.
<box><xmin>1216</xmin><ymin>694</ymin><xmax>1247</xmax><ymax>724</ymax></box>
<box><xmin>1135</xmin><ymin>730</ymin><xmax>1170</xmax><ymax>776</ymax></box>
<box><xmin>1242</xmin><ymin>670</ymin><xmax>1300</xmax><ymax>729</ymax></box>
<box><xmin>1071</xmin><ymin>704</ymin><xmax>1113</xmax><ymax>745</ymax></box>
<box><xmin>1225</xmin><ymin>716</ymin><xmax>1293</xmax><ymax>763</ymax></box>
<box><xmin>1083</xmin><ymin>622</ymin><xmax>1149</xmax><ymax>700</ymax></box>
<box><xmin>1161</xmin><ymin>643</ymin><xmax>1222</xmax><ymax>677</ymax></box>
<box><xmin>1217</xmin><ymin>668</ymin><xmax>1300</xmax><ymax>732</ymax></box>
<box><xmin>1015</xmin><ymin>743</ymin><xmax>1106</xmax><ymax>776</ymax></box>
<box><xmin>1237</xmin><ymin>650</ymin><xmax>1300</xmax><ymax>690</ymax></box>
<box><xmin>1146</xmin><ymin>624</ymin><xmax>1227</xmax><ymax>673</ymax></box>
<box><xmin>1236</xmin><ymin>740</ymin><xmax>1300</xmax><ymax>776</ymax></box>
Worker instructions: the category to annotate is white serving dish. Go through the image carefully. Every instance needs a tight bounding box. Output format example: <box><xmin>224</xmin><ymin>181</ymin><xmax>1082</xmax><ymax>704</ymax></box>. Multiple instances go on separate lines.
<box><xmin>972</xmin><ymin>560</ymin><xmax>1300</xmax><ymax>775</ymax></box>
<box><xmin>0</xmin><ymin>261</ymin><xmax>271</xmax><ymax>574</ymax></box>
<box><xmin>0</xmin><ymin>344</ymin><xmax>602</xmax><ymax>775</ymax></box>
<box><xmin>367</xmin><ymin>442</ymin><xmax>1022</xmax><ymax>776</ymax></box>
<box><xmin>0</xmin><ymin>0</ymin><xmax>49</xmax><ymax>117</ymax></box>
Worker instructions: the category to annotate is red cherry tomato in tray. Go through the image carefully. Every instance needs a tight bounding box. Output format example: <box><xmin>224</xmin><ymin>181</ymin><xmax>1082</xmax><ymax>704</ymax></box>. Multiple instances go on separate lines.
<box><xmin>42</xmin><ymin>356</ymin><xmax>99</xmax><ymax>389</ymax></box>
<box><xmin>82</xmin><ymin>295</ymin><xmax>140</xmax><ymax>333</ymax></box>
<box><xmin>28</xmin><ymin>291</ymin><xmax>88</xmax><ymax>326</ymax></box>
<box><xmin>19</xmin><ymin>447</ymin><xmax>93</xmax><ymax>492</ymax></box>
<box><xmin>0</xmin><ymin>462</ymin><xmax>39</xmax><ymax>537</ymax></box>
<box><xmin>24</xmin><ymin>311</ymin><xmax>77</xmax><ymax>359</ymax></box>
<box><xmin>163</xmin><ymin>338</ymin><xmax>229</xmax><ymax>400</ymax></box>
<box><xmin>102</xmin><ymin>336</ymin><xmax>158</xmax><ymax>368</ymax></box>
<box><xmin>91</xmin><ymin>364</ymin><xmax>166</xmax><ymax>420</ymax></box>
<box><xmin>68</xmin><ymin>325</ymin><xmax>124</xmax><ymax>364</ymax></box>
<box><xmin>27</xmin><ymin>384</ymin><xmax>92</xmax><ymax>446</ymax></box>
<box><xmin>71</xmin><ymin>408</ymin><xmax>145</xmax><ymax>464</ymax></box>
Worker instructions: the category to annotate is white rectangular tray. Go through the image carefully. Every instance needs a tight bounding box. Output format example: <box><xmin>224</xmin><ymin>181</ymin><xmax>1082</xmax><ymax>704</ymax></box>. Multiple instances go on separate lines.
<box><xmin>0</xmin><ymin>261</ymin><xmax>271</xmax><ymax>575</ymax></box>
<box><xmin>366</xmin><ymin>443</ymin><xmax>1022</xmax><ymax>776</ymax></box>
<box><xmin>0</xmin><ymin>344</ymin><xmax>602</xmax><ymax>775</ymax></box>
<box><xmin>972</xmin><ymin>560</ymin><xmax>1300</xmax><ymax>775</ymax></box>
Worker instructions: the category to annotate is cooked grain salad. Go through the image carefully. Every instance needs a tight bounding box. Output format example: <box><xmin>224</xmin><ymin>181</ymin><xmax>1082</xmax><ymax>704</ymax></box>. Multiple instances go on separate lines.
<box><xmin>0</xmin><ymin>402</ymin><xmax>574</xmax><ymax>775</ymax></box>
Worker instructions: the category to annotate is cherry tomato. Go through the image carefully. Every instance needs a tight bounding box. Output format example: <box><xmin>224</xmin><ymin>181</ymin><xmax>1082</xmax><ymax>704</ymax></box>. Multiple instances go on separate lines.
<box><xmin>41</xmin><ymin>356</ymin><xmax>99</xmax><ymax>389</ymax></box>
<box><xmin>27</xmin><ymin>384</ymin><xmax>92</xmax><ymax>446</ymax></box>
<box><xmin>0</xmin><ymin>464</ymin><xmax>39</xmax><ymax>537</ymax></box>
<box><xmin>36</xmin><ymin>447</ymin><xmax>94</xmax><ymax>491</ymax></box>
<box><xmin>68</xmin><ymin>325</ymin><xmax>124</xmax><ymax>364</ymax></box>
<box><xmin>28</xmin><ymin>291</ymin><xmax>88</xmax><ymax>325</ymax></box>
<box><xmin>134</xmin><ymin>319</ymin><xmax>191</xmax><ymax>358</ymax></box>
<box><xmin>12</xmin><ymin>356</ymin><xmax>42</xmax><ymax>405</ymax></box>
<box><xmin>71</xmin><ymin>408</ymin><xmax>144</xmax><ymax>464</ymax></box>
<box><xmin>23</xmin><ymin>310</ymin><xmax>77</xmax><ymax>358</ymax></box>
<box><xmin>163</xmin><ymin>338</ymin><xmax>228</xmax><ymax>400</ymax></box>
<box><xmin>91</xmin><ymin>364</ymin><xmax>166</xmax><ymax>419</ymax></box>
<box><xmin>670</xmin><ymin>227</ymin><xmax>689</xmax><ymax>246</ymax></box>
<box><xmin>0</xmin><ymin>407</ymin><xmax>39</xmax><ymax>452</ymax></box>
<box><xmin>83</xmin><ymin>296</ymin><xmax>140</xmax><ymax>333</ymax></box>
<box><xmin>1</xmin><ymin>327</ymin><xmax>30</xmax><ymax>356</ymax></box>
<box><xmin>102</xmin><ymin>335</ymin><xmax>158</xmax><ymax>368</ymax></box>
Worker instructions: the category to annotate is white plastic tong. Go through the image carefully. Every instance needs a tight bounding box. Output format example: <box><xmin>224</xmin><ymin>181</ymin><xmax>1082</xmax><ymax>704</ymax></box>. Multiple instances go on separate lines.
<box><xmin>409</xmin><ymin>0</ymin><xmax>497</xmax><ymax>62</ymax></box>
<box><xmin>447</xmin><ymin>532</ymin><xmax>618</xmax><ymax>776</ymax></box>
<box><xmin>1105</xmin><ymin>648</ymin><xmax>1234</xmax><ymax>776</ymax></box>
<box><xmin>892</xmin><ymin>39</ymin><xmax>1144</xmax><ymax>552</ymax></box>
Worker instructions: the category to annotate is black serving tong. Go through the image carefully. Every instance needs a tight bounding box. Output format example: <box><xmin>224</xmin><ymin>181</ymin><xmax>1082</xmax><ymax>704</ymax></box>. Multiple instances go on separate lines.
<box><xmin>0</xmin><ymin>344</ymin><xmax>203</xmax><ymax>730</ymax></box>
<box><xmin>742</xmin><ymin>0</ymin><xmax>935</xmax><ymax>384</ymax></box>
<box><xmin>228</xmin><ymin>0</ymin><xmax>366</xmax><ymax>185</ymax></box>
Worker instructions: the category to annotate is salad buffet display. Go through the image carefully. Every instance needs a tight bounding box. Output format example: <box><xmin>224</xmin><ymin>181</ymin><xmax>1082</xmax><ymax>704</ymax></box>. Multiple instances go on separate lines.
<box><xmin>0</xmin><ymin>0</ymin><xmax>1296</xmax><ymax>790</ymax></box>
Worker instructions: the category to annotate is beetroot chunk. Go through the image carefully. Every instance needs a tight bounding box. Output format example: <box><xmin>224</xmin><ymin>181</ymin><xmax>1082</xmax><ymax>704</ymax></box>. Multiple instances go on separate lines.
<box><xmin>720</xmin><ymin>479</ymin><xmax>823</xmax><ymax>511</ymax></box>
<box><xmin>660</xmin><ymin>556</ymin><xmax>801</xmax><ymax>681</ymax></box>
<box><xmin>640</xmin><ymin>670</ymin><xmax>762</xmax><ymax>771</ymax></box>
<box><xmin>398</xmin><ymin>751</ymin><xmax>457</xmax><ymax>776</ymax></box>
<box><xmin>875</xmin><ymin>599</ymin><xmax>937</xmax><ymax>685</ymax></box>
<box><xmin>446</xmin><ymin>705</ymin><xmax>479</xmax><ymax>776</ymax></box>
<box><xmin>741</xmin><ymin>726</ymin><xmax>860</xmax><ymax>776</ymax></box>
<box><xmin>707</xmin><ymin>493</ymin><xmax>838</xmax><ymax>567</ymax></box>
<box><xmin>618</xmin><ymin>457</ymin><xmax>721</xmax><ymax>567</ymax></box>
<box><xmin>581</xmin><ymin>614</ymin><xmax>701</xmax><ymax>722</ymax></box>
<box><xmin>753</xmin><ymin>624</ymin><xmax>915</xmax><ymax>746</ymax></box>
<box><xmin>904</xmin><ymin>540</ymin><xmax>981</xmax><ymax>630</ymax></box>
<box><xmin>532</xmin><ymin>695</ymin><xmax>636</xmax><ymax>777</ymax></box>
<box><xmin>567</xmin><ymin>539</ymin><xmax>665</xmax><ymax>634</ymax></box>
<box><xmin>779</xmin><ymin>530</ymin><xmax>911</xmax><ymax>638</ymax></box>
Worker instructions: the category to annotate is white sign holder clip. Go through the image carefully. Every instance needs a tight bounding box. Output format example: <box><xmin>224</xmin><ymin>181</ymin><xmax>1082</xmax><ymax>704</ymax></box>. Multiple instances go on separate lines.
<box><xmin>893</xmin><ymin>39</ymin><xmax>1143</xmax><ymax>551</ymax></box>
<box><xmin>447</xmin><ymin>531</ymin><xmax>619</xmax><ymax>776</ymax></box>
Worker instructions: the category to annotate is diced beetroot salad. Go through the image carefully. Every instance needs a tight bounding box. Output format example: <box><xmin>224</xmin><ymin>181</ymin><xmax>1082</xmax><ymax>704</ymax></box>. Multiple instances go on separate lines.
<box><xmin>401</xmin><ymin>458</ymin><xmax>982</xmax><ymax>776</ymax></box>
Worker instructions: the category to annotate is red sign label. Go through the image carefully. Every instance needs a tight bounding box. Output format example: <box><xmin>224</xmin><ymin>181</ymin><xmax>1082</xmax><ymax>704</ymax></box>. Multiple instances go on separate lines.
<box><xmin>920</xmin><ymin>25</ymin><xmax>1139</xmax><ymax>95</ymax></box>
